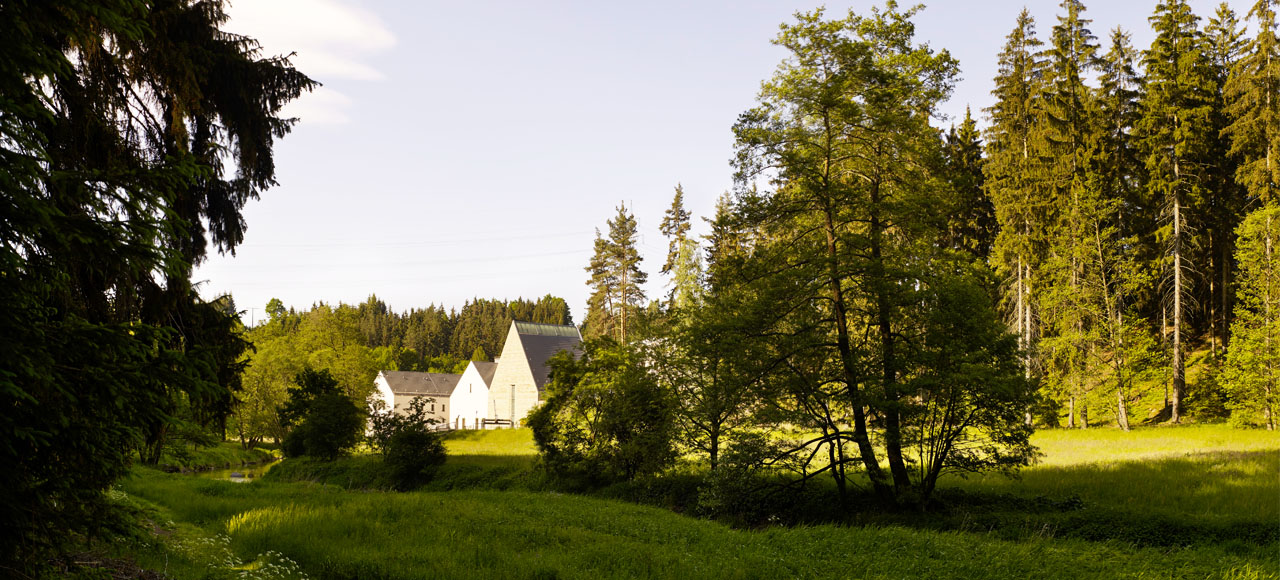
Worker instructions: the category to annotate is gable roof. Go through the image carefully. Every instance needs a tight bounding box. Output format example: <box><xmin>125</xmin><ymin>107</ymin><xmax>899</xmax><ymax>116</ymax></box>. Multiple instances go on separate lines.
<box><xmin>380</xmin><ymin>370</ymin><xmax>461</xmax><ymax>397</ymax></box>
<box><xmin>513</xmin><ymin>321</ymin><xmax>582</xmax><ymax>391</ymax></box>
<box><xmin>471</xmin><ymin>361</ymin><xmax>498</xmax><ymax>386</ymax></box>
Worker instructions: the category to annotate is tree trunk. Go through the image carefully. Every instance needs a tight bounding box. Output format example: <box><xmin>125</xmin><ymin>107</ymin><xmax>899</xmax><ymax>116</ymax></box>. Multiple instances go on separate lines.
<box><xmin>1068</xmin><ymin>395</ymin><xmax>1076</xmax><ymax>429</ymax></box>
<box><xmin>1268</xmin><ymin>212</ymin><xmax>1276</xmax><ymax>431</ymax></box>
<box><xmin>823</xmin><ymin>195</ymin><xmax>890</xmax><ymax>499</ymax></box>
<box><xmin>1171</xmin><ymin>163</ymin><xmax>1185</xmax><ymax>424</ymax></box>
<box><xmin>1117</xmin><ymin>388</ymin><xmax>1131</xmax><ymax>431</ymax></box>
<box><xmin>870</xmin><ymin>179</ymin><xmax>912</xmax><ymax>494</ymax></box>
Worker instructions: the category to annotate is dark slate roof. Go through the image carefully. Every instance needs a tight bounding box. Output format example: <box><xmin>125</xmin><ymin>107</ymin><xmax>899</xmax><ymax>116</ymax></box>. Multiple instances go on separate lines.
<box><xmin>515</xmin><ymin>323</ymin><xmax>582</xmax><ymax>391</ymax></box>
<box><xmin>471</xmin><ymin>361</ymin><xmax>498</xmax><ymax>387</ymax></box>
<box><xmin>381</xmin><ymin>371</ymin><xmax>461</xmax><ymax>397</ymax></box>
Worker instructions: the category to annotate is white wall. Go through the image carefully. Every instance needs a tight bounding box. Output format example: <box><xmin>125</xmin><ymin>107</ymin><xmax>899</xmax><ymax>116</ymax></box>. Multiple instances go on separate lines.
<box><xmin>373</xmin><ymin>372</ymin><xmax>395</xmax><ymax>413</ymax></box>
<box><xmin>450</xmin><ymin>362</ymin><xmax>490</xmax><ymax>429</ymax></box>
<box><xmin>489</xmin><ymin>324</ymin><xmax>539</xmax><ymax>427</ymax></box>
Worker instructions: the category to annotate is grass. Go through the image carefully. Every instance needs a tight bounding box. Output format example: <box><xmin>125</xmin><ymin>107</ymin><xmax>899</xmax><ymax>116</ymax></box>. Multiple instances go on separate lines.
<box><xmin>109</xmin><ymin>426</ymin><xmax>1279</xmax><ymax>580</ymax></box>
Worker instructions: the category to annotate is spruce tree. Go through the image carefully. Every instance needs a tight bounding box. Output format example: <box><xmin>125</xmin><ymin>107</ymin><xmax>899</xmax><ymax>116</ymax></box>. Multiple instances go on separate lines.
<box><xmin>1137</xmin><ymin>0</ymin><xmax>1218</xmax><ymax>422</ymax></box>
<box><xmin>1039</xmin><ymin>0</ymin><xmax>1102</xmax><ymax>427</ymax></box>
<box><xmin>942</xmin><ymin>107</ymin><xmax>995</xmax><ymax>260</ymax></box>
<box><xmin>1222</xmin><ymin>0</ymin><xmax>1280</xmax><ymax>429</ymax></box>
<box><xmin>660</xmin><ymin>184</ymin><xmax>693</xmax><ymax>275</ymax></box>
<box><xmin>1093</xmin><ymin>28</ymin><xmax>1159</xmax><ymax>430</ymax></box>
<box><xmin>1224</xmin><ymin>0</ymin><xmax>1280</xmax><ymax>205</ymax></box>
<box><xmin>1205</xmin><ymin>4</ymin><xmax>1248</xmax><ymax>354</ymax></box>
<box><xmin>985</xmin><ymin>9</ymin><xmax>1049</xmax><ymax>395</ymax></box>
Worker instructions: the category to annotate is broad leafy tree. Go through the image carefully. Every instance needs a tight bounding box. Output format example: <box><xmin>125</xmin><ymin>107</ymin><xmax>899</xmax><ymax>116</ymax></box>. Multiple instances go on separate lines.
<box><xmin>731</xmin><ymin>5</ymin><xmax>1033</xmax><ymax>505</ymax></box>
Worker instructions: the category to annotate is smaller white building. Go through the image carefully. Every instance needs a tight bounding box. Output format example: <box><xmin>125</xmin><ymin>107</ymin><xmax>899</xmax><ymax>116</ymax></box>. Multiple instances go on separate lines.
<box><xmin>451</xmin><ymin>361</ymin><xmax>497</xmax><ymax>429</ymax></box>
<box><xmin>372</xmin><ymin>370</ymin><xmax>461</xmax><ymax>426</ymax></box>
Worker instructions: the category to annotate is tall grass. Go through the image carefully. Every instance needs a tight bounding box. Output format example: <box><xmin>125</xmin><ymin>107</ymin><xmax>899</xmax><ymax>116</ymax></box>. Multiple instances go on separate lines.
<box><xmin>121</xmin><ymin>470</ymin><xmax>1274</xmax><ymax>580</ymax></box>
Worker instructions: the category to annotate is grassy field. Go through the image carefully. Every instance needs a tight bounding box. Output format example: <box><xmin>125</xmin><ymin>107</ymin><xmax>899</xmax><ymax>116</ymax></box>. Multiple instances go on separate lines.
<box><xmin>109</xmin><ymin>425</ymin><xmax>1278</xmax><ymax>580</ymax></box>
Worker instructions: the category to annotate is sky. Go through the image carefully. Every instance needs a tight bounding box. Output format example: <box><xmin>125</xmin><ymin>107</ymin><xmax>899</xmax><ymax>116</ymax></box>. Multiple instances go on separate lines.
<box><xmin>198</xmin><ymin>0</ymin><xmax>1249</xmax><ymax>325</ymax></box>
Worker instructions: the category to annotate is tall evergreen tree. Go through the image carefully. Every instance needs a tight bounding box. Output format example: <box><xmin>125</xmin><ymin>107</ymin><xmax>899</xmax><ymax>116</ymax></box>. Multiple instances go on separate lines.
<box><xmin>985</xmin><ymin>9</ymin><xmax>1049</xmax><ymax>394</ymax></box>
<box><xmin>1204</xmin><ymin>4</ymin><xmax>1248</xmax><ymax>354</ymax></box>
<box><xmin>660</xmin><ymin>184</ymin><xmax>693</xmax><ymax>276</ymax></box>
<box><xmin>1039</xmin><ymin>0</ymin><xmax>1102</xmax><ymax>427</ymax></box>
<box><xmin>584</xmin><ymin>204</ymin><xmax>648</xmax><ymax>343</ymax></box>
<box><xmin>0</xmin><ymin>0</ymin><xmax>313</xmax><ymax>566</ymax></box>
<box><xmin>941</xmin><ymin>107</ymin><xmax>996</xmax><ymax>260</ymax></box>
<box><xmin>1137</xmin><ymin>0</ymin><xmax>1218</xmax><ymax>422</ymax></box>
<box><xmin>1092</xmin><ymin>27</ymin><xmax>1161</xmax><ymax>430</ymax></box>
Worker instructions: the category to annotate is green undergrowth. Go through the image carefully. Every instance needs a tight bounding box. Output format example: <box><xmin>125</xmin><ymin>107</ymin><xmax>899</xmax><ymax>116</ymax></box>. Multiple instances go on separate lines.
<box><xmin>155</xmin><ymin>441</ymin><xmax>278</xmax><ymax>473</ymax></box>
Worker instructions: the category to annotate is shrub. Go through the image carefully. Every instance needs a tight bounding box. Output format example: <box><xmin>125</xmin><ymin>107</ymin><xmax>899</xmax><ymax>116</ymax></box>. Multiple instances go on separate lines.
<box><xmin>385</xmin><ymin>427</ymin><xmax>447</xmax><ymax>491</ymax></box>
<box><xmin>529</xmin><ymin>339</ymin><xmax>676</xmax><ymax>486</ymax></box>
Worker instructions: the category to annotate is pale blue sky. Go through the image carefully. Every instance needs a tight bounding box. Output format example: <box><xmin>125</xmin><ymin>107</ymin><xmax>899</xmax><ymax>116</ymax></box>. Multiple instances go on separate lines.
<box><xmin>199</xmin><ymin>0</ymin><xmax>1248</xmax><ymax>324</ymax></box>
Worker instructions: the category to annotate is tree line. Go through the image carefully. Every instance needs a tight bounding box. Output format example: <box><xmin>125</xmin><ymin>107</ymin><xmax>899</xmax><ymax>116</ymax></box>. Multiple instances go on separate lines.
<box><xmin>231</xmin><ymin>294</ymin><xmax>571</xmax><ymax>448</ymax></box>
<box><xmin>979</xmin><ymin>0</ymin><xmax>1277</xmax><ymax>429</ymax></box>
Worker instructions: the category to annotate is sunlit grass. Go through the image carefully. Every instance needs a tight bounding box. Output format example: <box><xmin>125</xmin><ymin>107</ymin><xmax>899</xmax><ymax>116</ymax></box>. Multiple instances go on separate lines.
<box><xmin>115</xmin><ymin>425</ymin><xmax>1280</xmax><ymax>579</ymax></box>
<box><xmin>120</xmin><ymin>471</ymin><xmax>1276</xmax><ymax>580</ymax></box>
<box><xmin>442</xmin><ymin>428</ymin><xmax>538</xmax><ymax>456</ymax></box>
<box><xmin>1029</xmin><ymin>423</ymin><xmax>1280</xmax><ymax>466</ymax></box>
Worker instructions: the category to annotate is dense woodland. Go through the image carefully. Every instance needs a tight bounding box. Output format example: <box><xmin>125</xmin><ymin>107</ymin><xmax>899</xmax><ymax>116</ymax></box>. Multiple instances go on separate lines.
<box><xmin>557</xmin><ymin>0</ymin><xmax>1279</xmax><ymax>505</ymax></box>
<box><xmin>2</xmin><ymin>0</ymin><xmax>1278</xmax><ymax>575</ymax></box>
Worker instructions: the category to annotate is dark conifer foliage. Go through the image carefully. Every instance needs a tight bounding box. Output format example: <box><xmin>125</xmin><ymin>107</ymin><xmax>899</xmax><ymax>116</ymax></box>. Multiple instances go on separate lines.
<box><xmin>942</xmin><ymin>108</ymin><xmax>996</xmax><ymax>260</ymax></box>
<box><xmin>0</xmin><ymin>0</ymin><xmax>313</xmax><ymax>569</ymax></box>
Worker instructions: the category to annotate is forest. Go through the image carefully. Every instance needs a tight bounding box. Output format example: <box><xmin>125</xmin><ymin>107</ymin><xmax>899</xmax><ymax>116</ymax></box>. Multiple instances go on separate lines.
<box><xmin>1</xmin><ymin>0</ymin><xmax>1277</xmax><ymax>578</ymax></box>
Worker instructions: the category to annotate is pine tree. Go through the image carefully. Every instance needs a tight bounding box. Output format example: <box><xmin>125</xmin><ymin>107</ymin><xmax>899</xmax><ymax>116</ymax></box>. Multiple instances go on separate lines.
<box><xmin>660</xmin><ymin>184</ymin><xmax>693</xmax><ymax>276</ymax></box>
<box><xmin>1137</xmin><ymin>0</ymin><xmax>1218</xmax><ymax>422</ymax></box>
<box><xmin>584</xmin><ymin>204</ymin><xmax>648</xmax><ymax>343</ymax></box>
<box><xmin>985</xmin><ymin>9</ymin><xmax>1049</xmax><ymax>397</ymax></box>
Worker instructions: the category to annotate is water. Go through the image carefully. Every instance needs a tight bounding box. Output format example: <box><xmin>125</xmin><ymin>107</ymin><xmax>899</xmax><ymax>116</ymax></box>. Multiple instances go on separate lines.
<box><xmin>198</xmin><ymin>458</ymin><xmax>279</xmax><ymax>483</ymax></box>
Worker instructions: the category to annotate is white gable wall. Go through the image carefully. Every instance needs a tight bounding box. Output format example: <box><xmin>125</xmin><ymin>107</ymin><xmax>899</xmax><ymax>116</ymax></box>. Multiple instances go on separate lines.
<box><xmin>489</xmin><ymin>324</ymin><xmax>539</xmax><ymax>427</ymax></box>
<box><xmin>450</xmin><ymin>362</ymin><xmax>491</xmax><ymax>429</ymax></box>
<box><xmin>373</xmin><ymin>372</ymin><xmax>395</xmax><ymax>413</ymax></box>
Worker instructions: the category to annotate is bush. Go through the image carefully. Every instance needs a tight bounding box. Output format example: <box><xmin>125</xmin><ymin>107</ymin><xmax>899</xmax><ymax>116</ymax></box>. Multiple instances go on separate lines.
<box><xmin>278</xmin><ymin>369</ymin><xmax>365</xmax><ymax>461</ymax></box>
<box><xmin>529</xmin><ymin>339</ymin><xmax>677</xmax><ymax>486</ymax></box>
<box><xmin>385</xmin><ymin>427</ymin><xmax>447</xmax><ymax>491</ymax></box>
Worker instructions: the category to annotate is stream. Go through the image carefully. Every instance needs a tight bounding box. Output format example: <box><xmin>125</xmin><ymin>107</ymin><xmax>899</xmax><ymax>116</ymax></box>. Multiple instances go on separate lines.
<box><xmin>196</xmin><ymin>458</ymin><xmax>279</xmax><ymax>483</ymax></box>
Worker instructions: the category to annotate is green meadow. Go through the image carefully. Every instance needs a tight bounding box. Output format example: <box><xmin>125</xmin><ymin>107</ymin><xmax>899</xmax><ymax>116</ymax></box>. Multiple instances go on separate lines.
<box><xmin>110</xmin><ymin>425</ymin><xmax>1279</xmax><ymax>580</ymax></box>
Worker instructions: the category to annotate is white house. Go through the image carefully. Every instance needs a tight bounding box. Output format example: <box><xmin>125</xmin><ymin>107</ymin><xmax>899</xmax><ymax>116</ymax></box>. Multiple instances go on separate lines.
<box><xmin>372</xmin><ymin>370</ymin><xmax>461</xmax><ymax>426</ymax></box>
<box><xmin>450</xmin><ymin>361</ymin><xmax>496</xmax><ymax>429</ymax></box>
<box><xmin>488</xmin><ymin>321</ymin><xmax>582</xmax><ymax>427</ymax></box>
